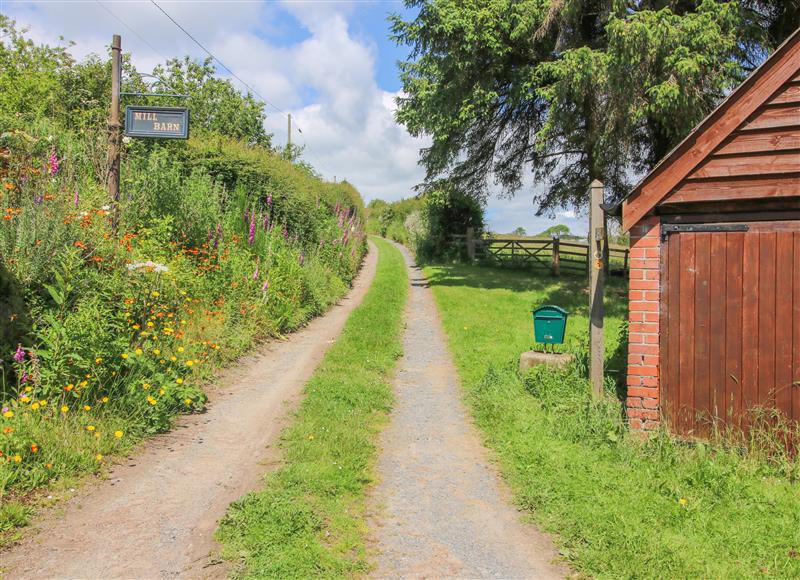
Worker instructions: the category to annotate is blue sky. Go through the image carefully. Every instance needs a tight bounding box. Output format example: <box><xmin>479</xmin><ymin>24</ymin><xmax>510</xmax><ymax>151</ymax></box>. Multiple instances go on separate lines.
<box><xmin>0</xmin><ymin>0</ymin><xmax>587</xmax><ymax>236</ymax></box>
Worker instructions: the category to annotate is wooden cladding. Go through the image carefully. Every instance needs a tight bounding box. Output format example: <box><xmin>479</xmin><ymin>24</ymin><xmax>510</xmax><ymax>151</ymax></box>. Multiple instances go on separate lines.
<box><xmin>660</xmin><ymin>224</ymin><xmax>800</xmax><ymax>435</ymax></box>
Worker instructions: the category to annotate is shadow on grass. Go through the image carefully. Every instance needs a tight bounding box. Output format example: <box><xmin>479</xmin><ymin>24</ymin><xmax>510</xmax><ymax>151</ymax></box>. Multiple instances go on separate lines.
<box><xmin>0</xmin><ymin>261</ymin><xmax>33</xmax><ymax>399</ymax></box>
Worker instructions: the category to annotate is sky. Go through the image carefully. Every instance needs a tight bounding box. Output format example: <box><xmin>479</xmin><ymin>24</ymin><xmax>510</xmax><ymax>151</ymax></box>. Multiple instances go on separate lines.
<box><xmin>0</xmin><ymin>0</ymin><xmax>588</xmax><ymax>235</ymax></box>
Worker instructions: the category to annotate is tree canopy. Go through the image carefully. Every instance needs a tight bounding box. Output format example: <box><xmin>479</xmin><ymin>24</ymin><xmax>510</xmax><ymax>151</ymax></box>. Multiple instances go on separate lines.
<box><xmin>391</xmin><ymin>1</ymin><xmax>798</xmax><ymax>214</ymax></box>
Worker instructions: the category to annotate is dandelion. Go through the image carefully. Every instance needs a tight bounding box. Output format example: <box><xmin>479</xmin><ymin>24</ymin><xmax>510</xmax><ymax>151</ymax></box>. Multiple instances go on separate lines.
<box><xmin>678</xmin><ymin>498</ymin><xmax>688</xmax><ymax>506</ymax></box>
<box><xmin>135</xmin><ymin>348</ymin><xmax>143</xmax><ymax>356</ymax></box>
<box><xmin>13</xmin><ymin>344</ymin><xmax>24</xmax><ymax>362</ymax></box>
<box><xmin>114</xmin><ymin>430</ymin><xmax>123</xmax><ymax>438</ymax></box>
<box><xmin>102</xmin><ymin>397</ymin><xmax>109</xmax><ymax>403</ymax></box>
<box><xmin>31</xmin><ymin>402</ymin><xmax>40</xmax><ymax>411</ymax></box>
<box><xmin>142</xmin><ymin>383</ymin><xmax>151</xmax><ymax>390</ymax></box>
<box><xmin>175</xmin><ymin>378</ymin><xmax>184</xmax><ymax>384</ymax></box>
<box><xmin>147</xmin><ymin>396</ymin><xmax>157</xmax><ymax>405</ymax></box>
<box><xmin>86</xmin><ymin>425</ymin><xmax>96</xmax><ymax>431</ymax></box>
<box><xmin>95</xmin><ymin>357</ymin><xmax>102</xmax><ymax>364</ymax></box>
<box><xmin>84</xmin><ymin>405</ymin><xmax>91</xmax><ymax>411</ymax></box>
<box><xmin>184</xmin><ymin>398</ymin><xmax>192</xmax><ymax>405</ymax></box>
<box><xmin>151</xmin><ymin>291</ymin><xmax>160</xmax><ymax>298</ymax></box>
<box><xmin>185</xmin><ymin>360</ymin><xmax>194</xmax><ymax>367</ymax></box>
<box><xmin>40</xmin><ymin>400</ymin><xmax>47</xmax><ymax>406</ymax></box>
<box><xmin>121</xmin><ymin>353</ymin><xmax>129</xmax><ymax>359</ymax></box>
<box><xmin>2</xmin><ymin>410</ymin><xmax>13</xmax><ymax>418</ymax></box>
<box><xmin>95</xmin><ymin>453</ymin><xmax>103</xmax><ymax>462</ymax></box>
<box><xmin>61</xmin><ymin>405</ymin><xmax>69</xmax><ymax>413</ymax></box>
<box><xmin>170</xmin><ymin>356</ymin><xmax>177</xmax><ymax>362</ymax></box>
<box><xmin>177</xmin><ymin>346</ymin><xmax>184</xmax><ymax>353</ymax></box>
<box><xmin>153</xmin><ymin>349</ymin><xmax>161</xmax><ymax>355</ymax></box>
<box><xmin>13</xmin><ymin>454</ymin><xmax>21</xmax><ymax>463</ymax></box>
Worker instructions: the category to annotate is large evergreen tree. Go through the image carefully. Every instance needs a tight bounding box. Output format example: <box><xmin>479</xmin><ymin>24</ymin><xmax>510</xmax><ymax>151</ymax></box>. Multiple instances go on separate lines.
<box><xmin>392</xmin><ymin>1</ymin><xmax>798</xmax><ymax>214</ymax></box>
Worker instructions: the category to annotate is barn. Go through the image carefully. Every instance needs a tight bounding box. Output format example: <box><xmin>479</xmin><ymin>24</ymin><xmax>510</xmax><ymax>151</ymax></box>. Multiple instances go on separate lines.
<box><xmin>621</xmin><ymin>28</ymin><xmax>800</xmax><ymax>434</ymax></box>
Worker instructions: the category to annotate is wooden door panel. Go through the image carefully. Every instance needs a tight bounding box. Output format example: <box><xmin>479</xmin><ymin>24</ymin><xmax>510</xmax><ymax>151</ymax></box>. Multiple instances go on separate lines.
<box><xmin>661</xmin><ymin>222</ymin><xmax>800</xmax><ymax>435</ymax></box>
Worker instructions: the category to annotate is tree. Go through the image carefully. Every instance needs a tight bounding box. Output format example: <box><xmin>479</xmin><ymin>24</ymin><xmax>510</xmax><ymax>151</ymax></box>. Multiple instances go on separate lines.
<box><xmin>391</xmin><ymin>1</ymin><xmax>797</xmax><ymax>214</ymax></box>
<box><xmin>512</xmin><ymin>226</ymin><xmax>527</xmax><ymax>236</ymax></box>
<box><xmin>539</xmin><ymin>224</ymin><xmax>572</xmax><ymax>238</ymax></box>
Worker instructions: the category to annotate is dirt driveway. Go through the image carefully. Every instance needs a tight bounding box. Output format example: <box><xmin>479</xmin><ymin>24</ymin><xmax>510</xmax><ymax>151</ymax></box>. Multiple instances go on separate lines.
<box><xmin>0</xmin><ymin>244</ymin><xmax>378</xmax><ymax>579</ymax></box>
<box><xmin>368</xmin><ymin>244</ymin><xmax>566</xmax><ymax>579</ymax></box>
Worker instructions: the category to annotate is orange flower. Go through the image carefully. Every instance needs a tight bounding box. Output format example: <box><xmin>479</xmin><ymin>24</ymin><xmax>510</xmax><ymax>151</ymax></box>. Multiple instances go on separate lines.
<box><xmin>30</xmin><ymin>443</ymin><xmax>39</xmax><ymax>454</ymax></box>
<box><xmin>74</xmin><ymin>240</ymin><xmax>86</xmax><ymax>249</ymax></box>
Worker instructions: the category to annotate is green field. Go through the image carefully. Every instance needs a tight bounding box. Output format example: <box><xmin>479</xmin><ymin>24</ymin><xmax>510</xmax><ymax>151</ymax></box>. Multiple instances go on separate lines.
<box><xmin>216</xmin><ymin>238</ymin><xmax>408</xmax><ymax>578</ymax></box>
<box><xmin>425</xmin><ymin>262</ymin><xmax>800</xmax><ymax>579</ymax></box>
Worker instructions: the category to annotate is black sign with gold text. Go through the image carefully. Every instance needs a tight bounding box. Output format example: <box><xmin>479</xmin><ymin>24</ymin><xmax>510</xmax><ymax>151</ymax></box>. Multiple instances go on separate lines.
<box><xmin>124</xmin><ymin>106</ymin><xmax>189</xmax><ymax>139</ymax></box>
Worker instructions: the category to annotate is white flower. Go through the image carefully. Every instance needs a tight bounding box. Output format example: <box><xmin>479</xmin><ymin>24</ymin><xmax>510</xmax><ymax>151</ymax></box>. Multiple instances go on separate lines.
<box><xmin>127</xmin><ymin>260</ymin><xmax>168</xmax><ymax>273</ymax></box>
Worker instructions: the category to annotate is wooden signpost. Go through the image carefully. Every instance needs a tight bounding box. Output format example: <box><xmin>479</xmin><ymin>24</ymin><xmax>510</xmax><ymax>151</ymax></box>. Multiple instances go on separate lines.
<box><xmin>125</xmin><ymin>106</ymin><xmax>189</xmax><ymax>139</ymax></box>
<box><xmin>589</xmin><ymin>179</ymin><xmax>605</xmax><ymax>399</ymax></box>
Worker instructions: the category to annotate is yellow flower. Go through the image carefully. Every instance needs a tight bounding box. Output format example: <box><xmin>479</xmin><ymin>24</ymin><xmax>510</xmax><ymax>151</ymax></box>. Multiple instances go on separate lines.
<box><xmin>185</xmin><ymin>360</ymin><xmax>194</xmax><ymax>367</ymax></box>
<box><xmin>142</xmin><ymin>383</ymin><xmax>150</xmax><ymax>390</ymax></box>
<box><xmin>24</xmin><ymin>386</ymin><xmax>32</xmax><ymax>392</ymax></box>
<box><xmin>177</xmin><ymin>346</ymin><xmax>184</xmax><ymax>353</ymax></box>
<box><xmin>180</xmin><ymin>291</ymin><xmax>187</xmax><ymax>296</ymax></box>
<box><xmin>31</xmin><ymin>402</ymin><xmax>40</xmax><ymax>411</ymax></box>
<box><xmin>86</xmin><ymin>425</ymin><xmax>96</xmax><ymax>431</ymax></box>
<box><xmin>95</xmin><ymin>453</ymin><xmax>103</xmax><ymax>461</ymax></box>
<box><xmin>159</xmin><ymin>359</ymin><xmax>166</xmax><ymax>364</ymax></box>
<box><xmin>135</xmin><ymin>348</ymin><xmax>143</xmax><ymax>355</ymax></box>
<box><xmin>147</xmin><ymin>321</ymin><xmax>154</xmax><ymax>327</ymax></box>
<box><xmin>95</xmin><ymin>357</ymin><xmax>102</xmax><ymax>364</ymax></box>
<box><xmin>114</xmin><ymin>430</ymin><xmax>123</xmax><ymax>438</ymax></box>
<box><xmin>84</xmin><ymin>405</ymin><xmax>91</xmax><ymax>411</ymax></box>
<box><xmin>678</xmin><ymin>498</ymin><xmax>688</xmax><ymax>506</ymax></box>
<box><xmin>184</xmin><ymin>398</ymin><xmax>192</xmax><ymax>405</ymax></box>
<box><xmin>13</xmin><ymin>454</ymin><xmax>21</xmax><ymax>463</ymax></box>
<box><xmin>151</xmin><ymin>291</ymin><xmax>160</xmax><ymax>297</ymax></box>
<box><xmin>80</xmin><ymin>380</ymin><xmax>88</xmax><ymax>387</ymax></box>
<box><xmin>39</xmin><ymin>400</ymin><xmax>47</xmax><ymax>406</ymax></box>
<box><xmin>20</xmin><ymin>396</ymin><xmax>30</xmax><ymax>403</ymax></box>
<box><xmin>170</xmin><ymin>356</ymin><xmax>177</xmax><ymax>362</ymax></box>
<box><xmin>102</xmin><ymin>396</ymin><xmax>109</xmax><ymax>403</ymax></box>
<box><xmin>121</xmin><ymin>353</ymin><xmax>129</xmax><ymax>359</ymax></box>
<box><xmin>61</xmin><ymin>405</ymin><xmax>69</xmax><ymax>413</ymax></box>
<box><xmin>147</xmin><ymin>396</ymin><xmax>157</xmax><ymax>405</ymax></box>
<box><xmin>153</xmin><ymin>349</ymin><xmax>161</xmax><ymax>355</ymax></box>
<box><xmin>3</xmin><ymin>410</ymin><xmax>13</xmax><ymax>418</ymax></box>
<box><xmin>159</xmin><ymin>388</ymin><xmax>165</xmax><ymax>396</ymax></box>
<box><xmin>175</xmin><ymin>378</ymin><xmax>183</xmax><ymax>385</ymax></box>
<box><xmin>132</xmin><ymin>324</ymin><xmax>140</xmax><ymax>330</ymax></box>
<box><xmin>214</xmin><ymin>345</ymin><xmax>220</xmax><ymax>350</ymax></box>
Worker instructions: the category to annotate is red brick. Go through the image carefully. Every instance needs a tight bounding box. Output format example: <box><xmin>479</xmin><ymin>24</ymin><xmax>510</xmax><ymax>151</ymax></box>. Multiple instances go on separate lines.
<box><xmin>629</xmin><ymin>290</ymin><xmax>645</xmax><ymax>301</ymax></box>
<box><xmin>628</xmin><ymin>387</ymin><xmax>657</xmax><ymax>398</ymax></box>
<box><xmin>629</xmin><ymin>311</ymin><xmax>645</xmax><ymax>323</ymax></box>
<box><xmin>630</xmin><ymin>258</ymin><xmax>659</xmax><ymax>269</ymax></box>
<box><xmin>641</xmin><ymin>376</ymin><xmax>659</xmax><ymax>387</ymax></box>
<box><xmin>641</xmin><ymin>397</ymin><xmax>659</xmax><ymax>409</ymax></box>
<box><xmin>630</xmin><ymin>344</ymin><xmax>659</xmax><ymax>355</ymax></box>
<box><xmin>644</xmin><ymin>311</ymin><xmax>660</xmax><ymax>322</ymax></box>
<box><xmin>627</xmin><ymin>407</ymin><xmax>659</xmax><ymax>420</ymax></box>
<box><xmin>644</xmin><ymin>291</ymin><xmax>660</xmax><ymax>301</ymax></box>
<box><xmin>628</xmin><ymin>396</ymin><xmax>642</xmax><ymax>408</ymax></box>
<box><xmin>629</xmin><ymin>418</ymin><xmax>644</xmax><ymax>430</ymax></box>
<box><xmin>629</xmin><ymin>365</ymin><xmax>659</xmax><ymax>377</ymax></box>
<box><xmin>643</xmin><ymin>355</ymin><xmax>659</xmax><ymax>366</ymax></box>
<box><xmin>630</xmin><ymin>323</ymin><xmax>659</xmax><ymax>334</ymax></box>
<box><xmin>628</xmin><ymin>354</ymin><xmax>644</xmax><ymax>365</ymax></box>
<box><xmin>630</xmin><ymin>301</ymin><xmax>659</xmax><ymax>312</ymax></box>
<box><xmin>627</xmin><ymin>375</ymin><xmax>644</xmax><ymax>386</ymax></box>
<box><xmin>632</xmin><ymin>235</ymin><xmax>659</xmax><ymax>248</ymax></box>
<box><xmin>645</xmin><ymin>248</ymin><xmax>661</xmax><ymax>259</ymax></box>
<box><xmin>645</xmin><ymin>269</ymin><xmax>660</xmax><ymax>280</ymax></box>
<box><xmin>629</xmin><ymin>280</ymin><xmax>659</xmax><ymax>290</ymax></box>
<box><xmin>642</xmin><ymin>419</ymin><xmax>660</xmax><ymax>430</ymax></box>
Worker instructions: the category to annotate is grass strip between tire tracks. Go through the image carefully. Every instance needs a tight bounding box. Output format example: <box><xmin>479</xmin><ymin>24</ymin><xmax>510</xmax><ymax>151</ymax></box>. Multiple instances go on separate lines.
<box><xmin>216</xmin><ymin>238</ymin><xmax>407</xmax><ymax>578</ymax></box>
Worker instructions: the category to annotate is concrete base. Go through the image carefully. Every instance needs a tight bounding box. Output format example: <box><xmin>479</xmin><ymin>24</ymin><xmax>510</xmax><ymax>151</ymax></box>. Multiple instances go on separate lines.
<box><xmin>519</xmin><ymin>350</ymin><xmax>573</xmax><ymax>373</ymax></box>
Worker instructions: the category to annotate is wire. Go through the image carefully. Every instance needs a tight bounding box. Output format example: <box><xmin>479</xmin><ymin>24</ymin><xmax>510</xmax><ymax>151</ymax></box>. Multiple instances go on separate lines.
<box><xmin>95</xmin><ymin>0</ymin><xmax>169</xmax><ymax>64</ymax></box>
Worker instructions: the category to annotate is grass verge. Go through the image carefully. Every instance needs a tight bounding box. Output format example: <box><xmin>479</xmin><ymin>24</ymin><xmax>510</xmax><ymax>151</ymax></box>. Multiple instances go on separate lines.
<box><xmin>216</xmin><ymin>238</ymin><xmax>408</xmax><ymax>578</ymax></box>
<box><xmin>425</xmin><ymin>262</ymin><xmax>800</xmax><ymax>579</ymax></box>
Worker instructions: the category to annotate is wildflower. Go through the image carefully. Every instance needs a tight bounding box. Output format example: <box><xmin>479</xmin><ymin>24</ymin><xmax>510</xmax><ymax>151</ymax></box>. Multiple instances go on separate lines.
<box><xmin>185</xmin><ymin>360</ymin><xmax>194</xmax><ymax>367</ymax></box>
<box><xmin>177</xmin><ymin>346</ymin><xmax>184</xmax><ymax>353</ymax></box>
<box><xmin>3</xmin><ymin>427</ymin><xmax>12</xmax><ymax>434</ymax></box>
<box><xmin>678</xmin><ymin>498</ymin><xmax>688</xmax><ymax>506</ymax></box>
<box><xmin>61</xmin><ymin>405</ymin><xmax>69</xmax><ymax>413</ymax></box>
<box><xmin>45</xmin><ymin>463</ymin><xmax>52</xmax><ymax>469</ymax></box>
<box><xmin>84</xmin><ymin>405</ymin><xmax>91</xmax><ymax>411</ymax></box>
<box><xmin>80</xmin><ymin>380</ymin><xmax>88</xmax><ymax>387</ymax></box>
<box><xmin>299</xmin><ymin>252</ymin><xmax>305</xmax><ymax>266</ymax></box>
<box><xmin>147</xmin><ymin>396</ymin><xmax>157</xmax><ymax>405</ymax></box>
<box><xmin>248</xmin><ymin>214</ymin><xmax>256</xmax><ymax>245</ymax></box>
<box><xmin>261</xmin><ymin>277</ymin><xmax>270</xmax><ymax>293</ymax></box>
<box><xmin>86</xmin><ymin>425</ymin><xmax>95</xmax><ymax>431</ymax></box>
<box><xmin>65</xmin><ymin>384</ymin><xmax>74</xmax><ymax>392</ymax></box>
<box><xmin>95</xmin><ymin>357</ymin><xmax>102</xmax><ymax>364</ymax></box>
<box><xmin>142</xmin><ymin>383</ymin><xmax>151</xmax><ymax>390</ymax></box>
<box><xmin>175</xmin><ymin>378</ymin><xmax>184</xmax><ymax>384</ymax></box>
<box><xmin>147</xmin><ymin>321</ymin><xmax>154</xmax><ymax>328</ymax></box>
<box><xmin>13</xmin><ymin>454</ymin><xmax>21</xmax><ymax>463</ymax></box>
<box><xmin>170</xmin><ymin>355</ymin><xmax>177</xmax><ymax>362</ymax></box>
<box><xmin>30</xmin><ymin>443</ymin><xmax>39</xmax><ymax>453</ymax></box>
<box><xmin>20</xmin><ymin>371</ymin><xmax>29</xmax><ymax>384</ymax></box>
<box><xmin>47</xmin><ymin>149</ymin><xmax>59</xmax><ymax>175</ymax></box>
<box><xmin>159</xmin><ymin>388</ymin><xmax>165</xmax><ymax>395</ymax></box>
<box><xmin>135</xmin><ymin>348</ymin><xmax>143</xmax><ymax>356</ymax></box>
<box><xmin>114</xmin><ymin>430</ymin><xmax>123</xmax><ymax>438</ymax></box>
<box><xmin>121</xmin><ymin>353</ymin><xmax>129</xmax><ymax>359</ymax></box>
<box><xmin>262</xmin><ymin>213</ymin><xmax>269</xmax><ymax>231</ymax></box>
<box><xmin>31</xmin><ymin>402</ymin><xmax>40</xmax><ymax>411</ymax></box>
<box><xmin>252</xmin><ymin>265</ymin><xmax>259</xmax><ymax>280</ymax></box>
<box><xmin>267</xmin><ymin>194</ymin><xmax>273</xmax><ymax>208</ymax></box>
<box><xmin>40</xmin><ymin>400</ymin><xmax>47</xmax><ymax>406</ymax></box>
<box><xmin>73</xmin><ymin>190</ymin><xmax>79</xmax><ymax>208</ymax></box>
<box><xmin>2</xmin><ymin>410</ymin><xmax>13</xmax><ymax>418</ymax></box>
<box><xmin>95</xmin><ymin>453</ymin><xmax>103</xmax><ymax>462</ymax></box>
<box><xmin>13</xmin><ymin>344</ymin><xmax>24</xmax><ymax>362</ymax></box>
<box><xmin>102</xmin><ymin>396</ymin><xmax>109</xmax><ymax>403</ymax></box>
<box><xmin>20</xmin><ymin>396</ymin><xmax>30</xmax><ymax>403</ymax></box>
<box><xmin>151</xmin><ymin>291</ymin><xmax>160</xmax><ymax>298</ymax></box>
<box><xmin>153</xmin><ymin>349</ymin><xmax>161</xmax><ymax>355</ymax></box>
<box><xmin>184</xmin><ymin>398</ymin><xmax>192</xmax><ymax>405</ymax></box>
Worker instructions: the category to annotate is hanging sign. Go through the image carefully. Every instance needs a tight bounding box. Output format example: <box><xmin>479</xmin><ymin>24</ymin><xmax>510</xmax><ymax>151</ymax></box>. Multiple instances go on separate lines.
<box><xmin>124</xmin><ymin>106</ymin><xmax>189</xmax><ymax>139</ymax></box>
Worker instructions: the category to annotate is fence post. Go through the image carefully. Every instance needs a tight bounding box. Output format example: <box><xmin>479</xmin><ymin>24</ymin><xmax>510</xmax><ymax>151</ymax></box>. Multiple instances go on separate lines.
<box><xmin>623</xmin><ymin>248</ymin><xmax>629</xmax><ymax>272</ymax></box>
<box><xmin>589</xmin><ymin>180</ymin><xmax>606</xmax><ymax>400</ymax></box>
<box><xmin>466</xmin><ymin>227</ymin><xmax>476</xmax><ymax>261</ymax></box>
<box><xmin>551</xmin><ymin>235</ymin><xmax>560</xmax><ymax>276</ymax></box>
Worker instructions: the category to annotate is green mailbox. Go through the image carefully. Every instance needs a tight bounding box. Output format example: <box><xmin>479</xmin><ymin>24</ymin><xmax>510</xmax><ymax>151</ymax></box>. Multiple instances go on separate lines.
<box><xmin>532</xmin><ymin>305</ymin><xmax>568</xmax><ymax>345</ymax></box>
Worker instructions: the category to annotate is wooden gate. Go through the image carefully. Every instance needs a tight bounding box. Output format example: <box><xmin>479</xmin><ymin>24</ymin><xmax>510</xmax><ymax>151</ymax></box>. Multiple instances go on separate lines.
<box><xmin>660</xmin><ymin>220</ymin><xmax>800</xmax><ymax>435</ymax></box>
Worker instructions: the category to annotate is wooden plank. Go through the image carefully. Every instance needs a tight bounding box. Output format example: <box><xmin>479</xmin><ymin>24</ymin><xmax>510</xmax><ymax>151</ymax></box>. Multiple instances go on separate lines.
<box><xmin>758</xmin><ymin>233</ymin><xmax>777</xmax><ymax>407</ymax></box>
<box><xmin>768</xmin><ymin>82</ymin><xmax>800</xmax><ymax>105</ymax></box>
<box><xmin>714</xmin><ymin>128</ymin><xmax>800</xmax><ymax>155</ymax></box>
<box><xmin>794</xmin><ymin>233</ymin><xmax>800</xmax><ymax>422</ymax></box>
<box><xmin>667</xmin><ymin>233</ymin><xmax>682</xmax><ymax>430</ymax></box>
<box><xmin>741</xmin><ymin>233</ymin><xmax>760</xmax><ymax>425</ymax></box>
<box><xmin>678</xmin><ymin>233</ymin><xmax>697</xmax><ymax>434</ymax></box>
<box><xmin>689</xmin><ymin>151</ymin><xmax>800</xmax><ymax>179</ymax></box>
<box><xmin>694</xmin><ymin>233</ymin><xmax>712</xmax><ymax>434</ymax></box>
<box><xmin>622</xmin><ymin>33</ymin><xmax>800</xmax><ymax>229</ymax></box>
<box><xmin>741</xmin><ymin>105</ymin><xmax>800</xmax><ymax>132</ymax></box>
<box><xmin>660</xmin><ymin>233</ymin><xmax>672</xmax><ymax>428</ymax></box>
<box><xmin>666</xmin><ymin>174</ymin><xmax>800</xmax><ymax>204</ymax></box>
<box><xmin>709</xmin><ymin>233</ymin><xmax>727</xmax><ymax>423</ymax></box>
<box><xmin>725</xmin><ymin>233</ymin><xmax>744</xmax><ymax>426</ymax></box>
<box><xmin>775</xmin><ymin>232</ymin><xmax>794</xmax><ymax>419</ymax></box>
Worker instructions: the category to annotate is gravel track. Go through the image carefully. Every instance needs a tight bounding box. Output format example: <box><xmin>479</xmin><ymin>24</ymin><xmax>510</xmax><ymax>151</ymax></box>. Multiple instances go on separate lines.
<box><xmin>369</xmin><ymin>244</ymin><xmax>566</xmax><ymax>579</ymax></box>
<box><xmin>0</xmin><ymin>243</ymin><xmax>378</xmax><ymax>579</ymax></box>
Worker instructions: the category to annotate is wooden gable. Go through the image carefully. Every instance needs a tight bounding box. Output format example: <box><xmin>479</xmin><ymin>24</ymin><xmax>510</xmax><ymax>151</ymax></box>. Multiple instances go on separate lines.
<box><xmin>623</xmin><ymin>29</ymin><xmax>800</xmax><ymax>231</ymax></box>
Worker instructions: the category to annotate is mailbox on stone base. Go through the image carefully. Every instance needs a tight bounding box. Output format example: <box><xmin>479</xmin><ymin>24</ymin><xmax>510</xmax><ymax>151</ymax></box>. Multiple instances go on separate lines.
<box><xmin>532</xmin><ymin>305</ymin><xmax>568</xmax><ymax>349</ymax></box>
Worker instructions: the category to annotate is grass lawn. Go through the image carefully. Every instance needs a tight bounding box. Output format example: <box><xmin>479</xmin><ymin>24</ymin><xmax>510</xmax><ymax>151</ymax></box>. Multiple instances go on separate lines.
<box><xmin>216</xmin><ymin>238</ymin><xmax>408</xmax><ymax>578</ymax></box>
<box><xmin>425</xmin><ymin>262</ymin><xmax>800</xmax><ymax>579</ymax></box>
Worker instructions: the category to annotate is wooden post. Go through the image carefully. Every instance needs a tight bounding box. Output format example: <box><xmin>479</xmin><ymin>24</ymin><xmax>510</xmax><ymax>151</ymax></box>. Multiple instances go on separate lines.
<box><xmin>589</xmin><ymin>179</ymin><xmax>606</xmax><ymax>399</ymax></box>
<box><xmin>107</xmin><ymin>34</ymin><xmax>122</xmax><ymax>233</ymax></box>
<box><xmin>623</xmin><ymin>248</ymin><xmax>629</xmax><ymax>272</ymax></box>
<box><xmin>551</xmin><ymin>235</ymin><xmax>560</xmax><ymax>276</ymax></box>
<box><xmin>466</xmin><ymin>227</ymin><xmax>476</xmax><ymax>261</ymax></box>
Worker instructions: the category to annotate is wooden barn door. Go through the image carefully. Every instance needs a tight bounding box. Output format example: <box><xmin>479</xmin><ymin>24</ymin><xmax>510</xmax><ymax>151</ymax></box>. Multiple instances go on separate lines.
<box><xmin>661</xmin><ymin>220</ymin><xmax>800</xmax><ymax>435</ymax></box>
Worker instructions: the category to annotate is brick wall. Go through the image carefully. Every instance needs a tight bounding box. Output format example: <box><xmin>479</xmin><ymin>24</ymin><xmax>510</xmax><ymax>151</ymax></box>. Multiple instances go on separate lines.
<box><xmin>626</xmin><ymin>216</ymin><xmax>661</xmax><ymax>430</ymax></box>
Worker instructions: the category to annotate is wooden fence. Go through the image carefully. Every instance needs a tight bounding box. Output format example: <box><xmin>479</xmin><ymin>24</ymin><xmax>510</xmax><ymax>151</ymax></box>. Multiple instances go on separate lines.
<box><xmin>450</xmin><ymin>232</ymin><xmax>629</xmax><ymax>275</ymax></box>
